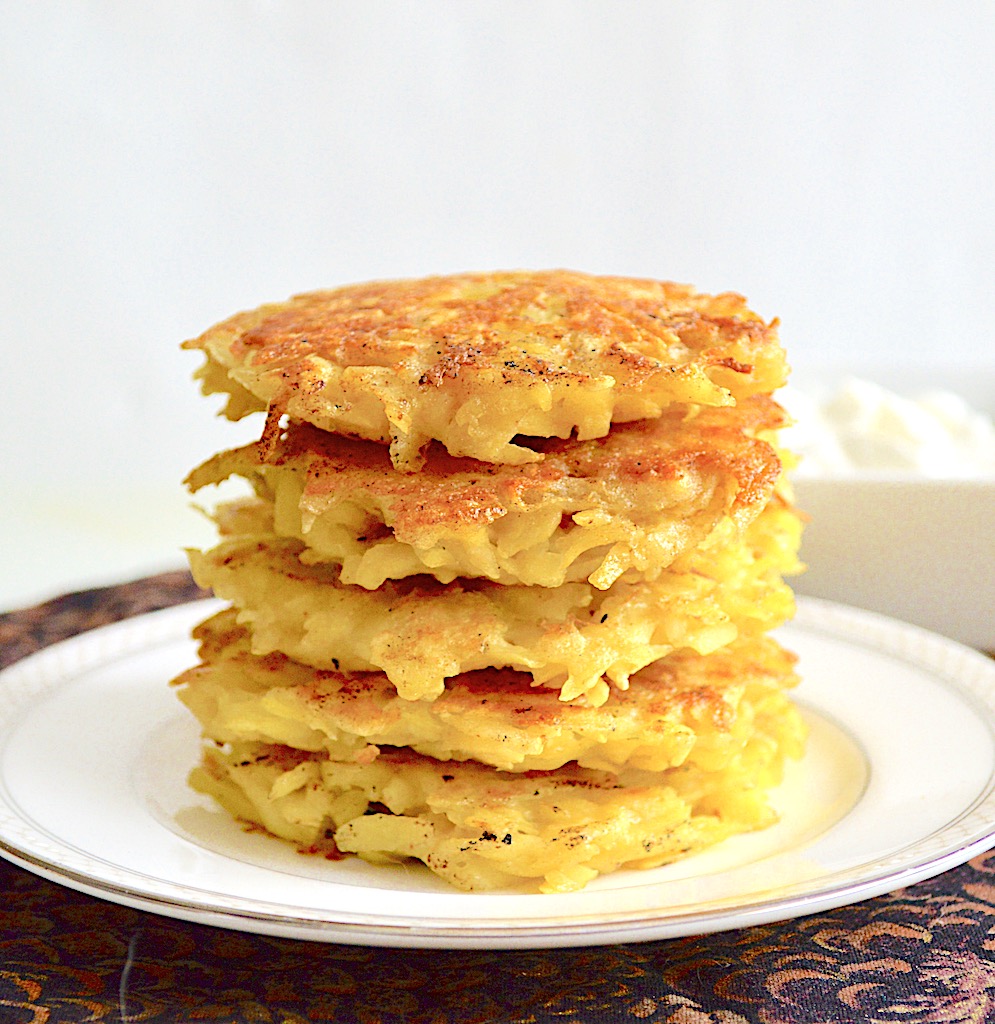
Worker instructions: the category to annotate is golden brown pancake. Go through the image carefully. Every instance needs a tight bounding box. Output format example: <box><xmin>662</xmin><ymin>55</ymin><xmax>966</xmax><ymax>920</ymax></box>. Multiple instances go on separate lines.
<box><xmin>186</xmin><ymin>396</ymin><xmax>786</xmax><ymax>590</ymax></box>
<box><xmin>190</xmin><ymin>684</ymin><xmax>806</xmax><ymax>893</ymax></box>
<box><xmin>175</xmin><ymin>607</ymin><xmax>801</xmax><ymax>774</ymax></box>
<box><xmin>184</xmin><ymin>270</ymin><xmax>788</xmax><ymax>470</ymax></box>
<box><xmin>186</xmin><ymin>497</ymin><xmax>802</xmax><ymax>705</ymax></box>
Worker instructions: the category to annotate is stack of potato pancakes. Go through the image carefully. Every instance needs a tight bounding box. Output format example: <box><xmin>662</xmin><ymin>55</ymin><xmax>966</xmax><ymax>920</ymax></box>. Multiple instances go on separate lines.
<box><xmin>172</xmin><ymin>270</ymin><xmax>806</xmax><ymax>893</ymax></box>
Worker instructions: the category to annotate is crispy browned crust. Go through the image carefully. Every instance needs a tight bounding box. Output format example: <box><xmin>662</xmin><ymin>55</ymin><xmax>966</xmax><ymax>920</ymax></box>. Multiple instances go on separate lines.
<box><xmin>213</xmin><ymin>272</ymin><xmax>772</xmax><ymax>382</ymax></box>
<box><xmin>184</xmin><ymin>270</ymin><xmax>787</xmax><ymax>468</ymax></box>
<box><xmin>187</xmin><ymin>271</ymin><xmax>776</xmax><ymax>378</ymax></box>
<box><xmin>187</xmin><ymin>396</ymin><xmax>785</xmax><ymax>542</ymax></box>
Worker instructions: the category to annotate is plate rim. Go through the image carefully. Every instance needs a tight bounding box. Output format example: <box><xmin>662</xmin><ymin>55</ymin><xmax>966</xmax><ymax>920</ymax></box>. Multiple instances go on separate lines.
<box><xmin>1</xmin><ymin>596</ymin><xmax>994</xmax><ymax>948</ymax></box>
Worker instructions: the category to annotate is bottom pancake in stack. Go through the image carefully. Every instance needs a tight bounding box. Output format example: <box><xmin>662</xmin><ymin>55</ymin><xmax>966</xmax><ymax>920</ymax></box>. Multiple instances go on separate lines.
<box><xmin>173</xmin><ymin>611</ymin><xmax>805</xmax><ymax>893</ymax></box>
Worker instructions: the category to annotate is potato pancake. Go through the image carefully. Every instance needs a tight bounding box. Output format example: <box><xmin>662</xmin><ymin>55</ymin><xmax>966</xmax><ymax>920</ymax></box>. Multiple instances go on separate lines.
<box><xmin>186</xmin><ymin>396</ymin><xmax>786</xmax><ymax>590</ymax></box>
<box><xmin>186</xmin><ymin>497</ymin><xmax>801</xmax><ymax>705</ymax></box>
<box><xmin>190</xmin><ymin>684</ymin><xmax>805</xmax><ymax>894</ymax></box>
<box><xmin>184</xmin><ymin>270</ymin><xmax>788</xmax><ymax>470</ymax></box>
<box><xmin>175</xmin><ymin>608</ymin><xmax>801</xmax><ymax>773</ymax></box>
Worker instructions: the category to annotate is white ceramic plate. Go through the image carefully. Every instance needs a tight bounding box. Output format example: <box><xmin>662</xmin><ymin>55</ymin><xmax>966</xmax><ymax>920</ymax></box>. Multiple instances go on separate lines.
<box><xmin>1</xmin><ymin>597</ymin><xmax>994</xmax><ymax>949</ymax></box>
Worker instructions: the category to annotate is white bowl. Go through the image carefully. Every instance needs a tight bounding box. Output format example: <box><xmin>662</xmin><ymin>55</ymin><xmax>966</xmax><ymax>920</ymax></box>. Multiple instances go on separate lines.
<box><xmin>791</xmin><ymin>477</ymin><xmax>994</xmax><ymax>650</ymax></box>
<box><xmin>785</xmin><ymin>367</ymin><xmax>994</xmax><ymax>651</ymax></box>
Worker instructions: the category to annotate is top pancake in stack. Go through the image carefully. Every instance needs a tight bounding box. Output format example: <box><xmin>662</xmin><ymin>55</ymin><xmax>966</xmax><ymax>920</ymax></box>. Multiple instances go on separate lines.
<box><xmin>175</xmin><ymin>269</ymin><xmax>805</xmax><ymax>893</ymax></box>
<box><xmin>186</xmin><ymin>269</ymin><xmax>788</xmax><ymax>469</ymax></box>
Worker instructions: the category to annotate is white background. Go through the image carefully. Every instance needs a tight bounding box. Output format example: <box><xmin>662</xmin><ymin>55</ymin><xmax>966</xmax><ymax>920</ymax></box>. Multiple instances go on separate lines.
<box><xmin>2</xmin><ymin>2</ymin><xmax>993</xmax><ymax>611</ymax></box>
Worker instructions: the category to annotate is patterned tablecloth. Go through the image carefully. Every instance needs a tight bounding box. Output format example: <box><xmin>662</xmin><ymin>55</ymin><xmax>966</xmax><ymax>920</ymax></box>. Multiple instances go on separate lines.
<box><xmin>2</xmin><ymin>572</ymin><xmax>995</xmax><ymax>1024</ymax></box>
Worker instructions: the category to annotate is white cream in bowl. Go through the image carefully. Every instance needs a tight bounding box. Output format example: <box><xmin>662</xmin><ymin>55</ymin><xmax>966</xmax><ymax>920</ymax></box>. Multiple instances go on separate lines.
<box><xmin>780</xmin><ymin>377</ymin><xmax>995</xmax><ymax>479</ymax></box>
